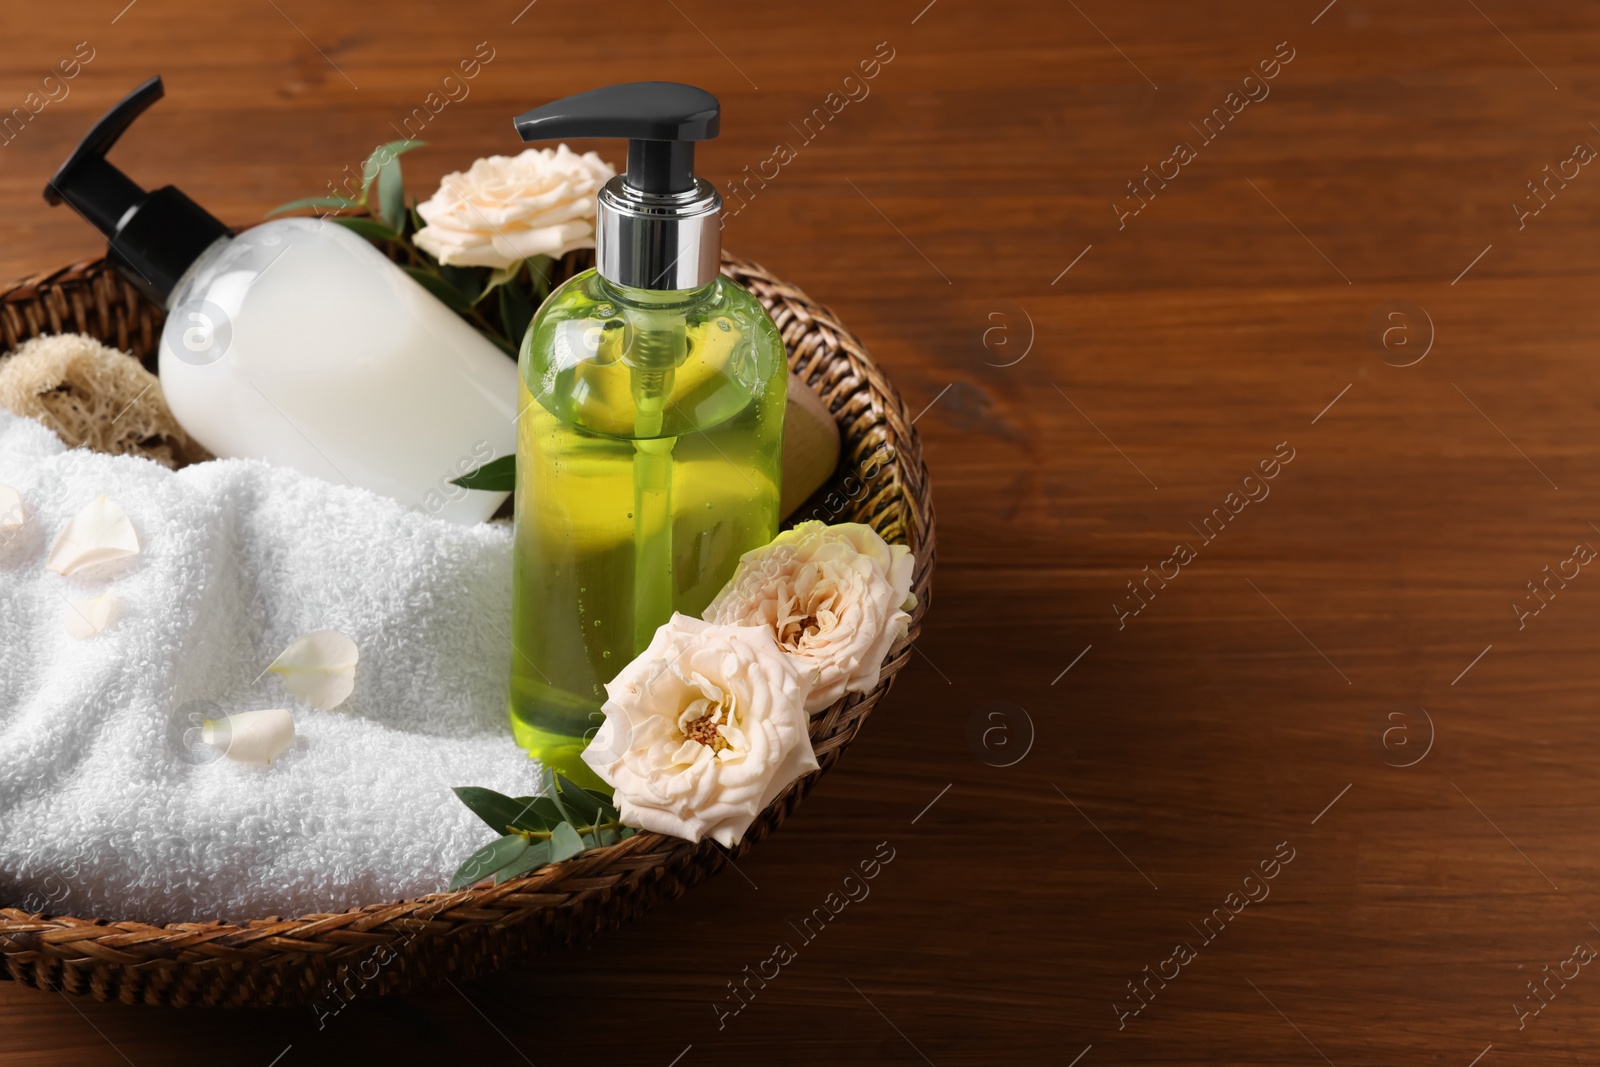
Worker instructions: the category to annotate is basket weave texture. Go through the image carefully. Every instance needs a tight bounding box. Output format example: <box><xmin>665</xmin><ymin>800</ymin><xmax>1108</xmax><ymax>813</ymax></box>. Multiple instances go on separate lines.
<box><xmin>0</xmin><ymin>249</ymin><xmax>935</xmax><ymax>1007</ymax></box>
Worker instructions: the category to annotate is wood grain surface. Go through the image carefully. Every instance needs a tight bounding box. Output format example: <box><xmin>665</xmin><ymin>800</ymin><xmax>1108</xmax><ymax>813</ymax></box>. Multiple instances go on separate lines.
<box><xmin>4</xmin><ymin>0</ymin><xmax>1600</xmax><ymax>1063</ymax></box>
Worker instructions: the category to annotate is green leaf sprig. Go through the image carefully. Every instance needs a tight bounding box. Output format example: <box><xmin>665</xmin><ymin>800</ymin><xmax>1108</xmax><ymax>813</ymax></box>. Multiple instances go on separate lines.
<box><xmin>449</xmin><ymin>453</ymin><xmax>515</xmax><ymax>492</ymax></box>
<box><xmin>266</xmin><ymin>140</ymin><xmax>558</xmax><ymax>360</ymax></box>
<box><xmin>448</xmin><ymin>772</ymin><xmax>636</xmax><ymax>890</ymax></box>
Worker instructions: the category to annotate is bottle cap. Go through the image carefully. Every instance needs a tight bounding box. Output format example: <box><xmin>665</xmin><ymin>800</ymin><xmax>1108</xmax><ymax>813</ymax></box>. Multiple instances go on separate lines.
<box><xmin>45</xmin><ymin>77</ymin><xmax>232</xmax><ymax>304</ymax></box>
<box><xmin>514</xmin><ymin>82</ymin><xmax>722</xmax><ymax>291</ymax></box>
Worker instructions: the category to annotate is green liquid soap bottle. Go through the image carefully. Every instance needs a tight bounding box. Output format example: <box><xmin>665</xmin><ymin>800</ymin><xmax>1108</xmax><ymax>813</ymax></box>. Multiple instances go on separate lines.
<box><xmin>506</xmin><ymin>83</ymin><xmax>787</xmax><ymax>785</ymax></box>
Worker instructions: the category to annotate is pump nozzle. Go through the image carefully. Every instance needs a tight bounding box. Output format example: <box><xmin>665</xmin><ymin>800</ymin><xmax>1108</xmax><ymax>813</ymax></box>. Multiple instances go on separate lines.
<box><xmin>45</xmin><ymin>76</ymin><xmax>231</xmax><ymax>303</ymax></box>
<box><xmin>514</xmin><ymin>82</ymin><xmax>718</xmax><ymax>195</ymax></box>
<box><xmin>513</xmin><ymin>82</ymin><xmax>722</xmax><ymax>290</ymax></box>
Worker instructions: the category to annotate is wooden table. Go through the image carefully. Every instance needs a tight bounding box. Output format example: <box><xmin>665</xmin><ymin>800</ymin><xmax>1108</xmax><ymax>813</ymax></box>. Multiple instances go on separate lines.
<box><xmin>5</xmin><ymin>0</ymin><xmax>1600</xmax><ymax>1062</ymax></box>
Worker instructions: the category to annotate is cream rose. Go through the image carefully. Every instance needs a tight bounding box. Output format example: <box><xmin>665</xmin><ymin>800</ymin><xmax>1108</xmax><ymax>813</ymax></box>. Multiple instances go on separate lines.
<box><xmin>705</xmin><ymin>521</ymin><xmax>915</xmax><ymax>714</ymax></box>
<box><xmin>581</xmin><ymin>614</ymin><xmax>817</xmax><ymax>847</ymax></box>
<box><xmin>412</xmin><ymin>145</ymin><xmax>615</xmax><ymax>269</ymax></box>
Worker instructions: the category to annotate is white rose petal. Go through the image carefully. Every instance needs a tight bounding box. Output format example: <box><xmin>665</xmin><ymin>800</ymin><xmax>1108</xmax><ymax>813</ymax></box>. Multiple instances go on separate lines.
<box><xmin>0</xmin><ymin>483</ymin><xmax>25</xmax><ymax>533</ymax></box>
<box><xmin>412</xmin><ymin>145</ymin><xmax>615</xmax><ymax>269</ymax></box>
<box><xmin>63</xmin><ymin>592</ymin><xmax>122</xmax><ymax>639</ymax></box>
<box><xmin>704</xmin><ymin>521</ymin><xmax>916</xmax><ymax>714</ymax></box>
<box><xmin>202</xmin><ymin>708</ymin><xmax>296</xmax><ymax>764</ymax></box>
<box><xmin>46</xmin><ymin>495</ymin><xmax>141</xmax><ymax>577</ymax></box>
<box><xmin>266</xmin><ymin>629</ymin><xmax>359</xmax><ymax>709</ymax></box>
<box><xmin>581</xmin><ymin>614</ymin><xmax>817</xmax><ymax>847</ymax></box>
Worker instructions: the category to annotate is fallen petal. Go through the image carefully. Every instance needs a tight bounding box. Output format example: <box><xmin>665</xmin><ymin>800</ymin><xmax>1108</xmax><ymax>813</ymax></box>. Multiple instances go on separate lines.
<box><xmin>46</xmin><ymin>496</ymin><xmax>140</xmax><ymax>577</ymax></box>
<box><xmin>267</xmin><ymin>629</ymin><xmax>359</xmax><ymax>709</ymax></box>
<box><xmin>63</xmin><ymin>592</ymin><xmax>122</xmax><ymax>639</ymax></box>
<box><xmin>0</xmin><ymin>484</ymin><xmax>24</xmax><ymax>532</ymax></box>
<box><xmin>202</xmin><ymin>708</ymin><xmax>295</xmax><ymax>764</ymax></box>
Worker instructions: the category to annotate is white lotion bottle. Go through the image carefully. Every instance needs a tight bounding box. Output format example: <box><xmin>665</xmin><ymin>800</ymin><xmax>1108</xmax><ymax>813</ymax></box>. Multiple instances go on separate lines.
<box><xmin>46</xmin><ymin>77</ymin><xmax>515</xmax><ymax>524</ymax></box>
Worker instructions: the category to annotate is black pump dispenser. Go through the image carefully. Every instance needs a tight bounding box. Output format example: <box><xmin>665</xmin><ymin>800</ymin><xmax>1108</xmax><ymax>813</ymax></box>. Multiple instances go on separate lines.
<box><xmin>45</xmin><ymin>76</ymin><xmax>231</xmax><ymax>304</ymax></box>
<box><xmin>513</xmin><ymin>81</ymin><xmax>718</xmax><ymax>195</ymax></box>
<box><xmin>513</xmin><ymin>82</ymin><xmax>724</xmax><ymax>291</ymax></box>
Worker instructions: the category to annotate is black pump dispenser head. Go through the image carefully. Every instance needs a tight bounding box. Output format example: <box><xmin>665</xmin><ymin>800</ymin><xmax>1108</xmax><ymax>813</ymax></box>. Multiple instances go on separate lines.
<box><xmin>45</xmin><ymin>76</ymin><xmax>231</xmax><ymax>304</ymax></box>
<box><xmin>514</xmin><ymin>82</ymin><xmax>723</xmax><ymax>290</ymax></box>
<box><xmin>513</xmin><ymin>82</ymin><xmax>718</xmax><ymax>195</ymax></box>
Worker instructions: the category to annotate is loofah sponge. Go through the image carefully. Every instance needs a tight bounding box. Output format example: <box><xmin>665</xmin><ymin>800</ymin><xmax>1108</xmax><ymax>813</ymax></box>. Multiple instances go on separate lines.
<box><xmin>0</xmin><ymin>333</ymin><xmax>210</xmax><ymax>469</ymax></box>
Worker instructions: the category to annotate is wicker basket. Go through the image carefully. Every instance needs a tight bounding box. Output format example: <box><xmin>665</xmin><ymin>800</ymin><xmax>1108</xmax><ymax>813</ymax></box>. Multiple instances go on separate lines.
<box><xmin>0</xmin><ymin>249</ymin><xmax>935</xmax><ymax>1007</ymax></box>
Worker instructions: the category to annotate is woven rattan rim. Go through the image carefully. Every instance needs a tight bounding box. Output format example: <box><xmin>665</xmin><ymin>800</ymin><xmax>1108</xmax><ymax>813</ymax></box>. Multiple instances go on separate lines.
<box><xmin>0</xmin><ymin>249</ymin><xmax>935</xmax><ymax>1007</ymax></box>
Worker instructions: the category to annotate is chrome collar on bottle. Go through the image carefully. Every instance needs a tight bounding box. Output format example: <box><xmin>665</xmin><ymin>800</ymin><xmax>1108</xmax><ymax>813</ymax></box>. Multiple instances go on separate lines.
<box><xmin>595</xmin><ymin>175</ymin><xmax>722</xmax><ymax>291</ymax></box>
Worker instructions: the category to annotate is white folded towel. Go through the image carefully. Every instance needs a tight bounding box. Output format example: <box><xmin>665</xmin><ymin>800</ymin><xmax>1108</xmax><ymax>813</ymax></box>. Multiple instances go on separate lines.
<box><xmin>0</xmin><ymin>407</ymin><xmax>538</xmax><ymax>923</ymax></box>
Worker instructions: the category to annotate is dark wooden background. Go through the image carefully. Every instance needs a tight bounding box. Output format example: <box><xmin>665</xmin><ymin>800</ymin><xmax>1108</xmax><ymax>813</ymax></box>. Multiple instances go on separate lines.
<box><xmin>5</xmin><ymin>0</ymin><xmax>1600</xmax><ymax>1063</ymax></box>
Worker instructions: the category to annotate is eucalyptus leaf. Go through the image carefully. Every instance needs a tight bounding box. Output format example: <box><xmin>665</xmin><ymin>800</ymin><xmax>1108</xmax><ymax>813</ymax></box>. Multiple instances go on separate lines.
<box><xmin>449</xmin><ymin>833</ymin><xmax>528</xmax><ymax>890</ymax></box>
<box><xmin>498</xmin><ymin>281</ymin><xmax>536</xmax><ymax>349</ymax></box>
<box><xmin>265</xmin><ymin>195</ymin><xmax>360</xmax><ymax>219</ymax></box>
<box><xmin>526</xmin><ymin>254</ymin><xmax>555</xmax><ymax>295</ymax></box>
<box><xmin>495</xmin><ymin>840</ymin><xmax>552</xmax><ymax>883</ymax></box>
<box><xmin>449</xmin><ymin>454</ymin><xmax>515</xmax><ymax>492</ymax></box>
<box><xmin>402</xmin><ymin>267</ymin><xmax>472</xmax><ymax>313</ymax></box>
<box><xmin>332</xmin><ymin>217</ymin><xmax>401</xmax><ymax>242</ymax></box>
<box><xmin>512</xmin><ymin>795</ymin><xmax>566</xmax><ymax>829</ymax></box>
<box><xmin>583</xmin><ymin>788</ymin><xmax>620</xmax><ymax>820</ymax></box>
<box><xmin>556</xmin><ymin>774</ymin><xmax>603</xmax><ymax>824</ymax></box>
<box><xmin>474</xmin><ymin>263</ymin><xmax>522</xmax><ymax>306</ymax></box>
<box><xmin>452</xmin><ymin>786</ymin><xmax>551</xmax><ymax>834</ymax></box>
<box><xmin>545</xmin><ymin>773</ymin><xmax>574</xmax><ymax>825</ymax></box>
<box><xmin>378</xmin><ymin>154</ymin><xmax>405</xmax><ymax>232</ymax></box>
<box><xmin>549</xmin><ymin>822</ymin><xmax>585</xmax><ymax>863</ymax></box>
<box><xmin>439</xmin><ymin>263</ymin><xmax>483</xmax><ymax>303</ymax></box>
<box><xmin>361</xmin><ymin>139</ymin><xmax>425</xmax><ymax>205</ymax></box>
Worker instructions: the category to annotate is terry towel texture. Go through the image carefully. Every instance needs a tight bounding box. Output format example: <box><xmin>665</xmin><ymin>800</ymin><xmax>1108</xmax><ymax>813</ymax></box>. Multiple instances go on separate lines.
<box><xmin>0</xmin><ymin>408</ymin><xmax>537</xmax><ymax>923</ymax></box>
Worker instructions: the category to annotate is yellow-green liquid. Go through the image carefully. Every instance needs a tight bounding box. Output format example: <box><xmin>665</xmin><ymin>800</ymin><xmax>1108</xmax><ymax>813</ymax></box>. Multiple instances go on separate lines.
<box><xmin>509</xmin><ymin>271</ymin><xmax>786</xmax><ymax>785</ymax></box>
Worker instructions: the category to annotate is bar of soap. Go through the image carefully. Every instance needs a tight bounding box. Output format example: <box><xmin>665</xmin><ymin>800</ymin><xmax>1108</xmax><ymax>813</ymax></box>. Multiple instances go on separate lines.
<box><xmin>782</xmin><ymin>376</ymin><xmax>841</xmax><ymax>518</ymax></box>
